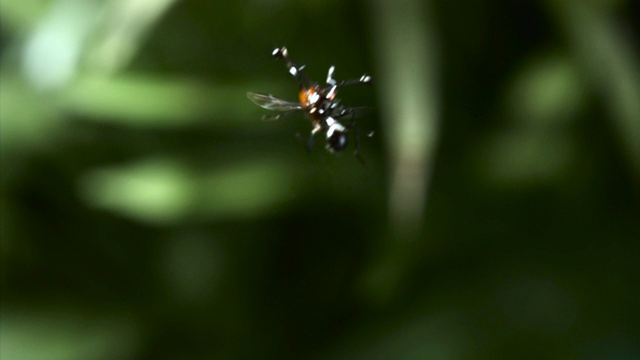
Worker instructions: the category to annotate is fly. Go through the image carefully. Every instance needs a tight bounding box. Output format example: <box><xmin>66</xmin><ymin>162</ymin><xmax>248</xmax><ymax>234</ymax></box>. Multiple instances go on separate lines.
<box><xmin>247</xmin><ymin>47</ymin><xmax>372</xmax><ymax>160</ymax></box>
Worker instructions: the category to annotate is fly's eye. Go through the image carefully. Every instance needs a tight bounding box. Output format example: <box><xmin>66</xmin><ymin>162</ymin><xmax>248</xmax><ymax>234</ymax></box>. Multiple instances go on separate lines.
<box><xmin>326</xmin><ymin>131</ymin><xmax>348</xmax><ymax>152</ymax></box>
<box><xmin>272</xmin><ymin>47</ymin><xmax>286</xmax><ymax>59</ymax></box>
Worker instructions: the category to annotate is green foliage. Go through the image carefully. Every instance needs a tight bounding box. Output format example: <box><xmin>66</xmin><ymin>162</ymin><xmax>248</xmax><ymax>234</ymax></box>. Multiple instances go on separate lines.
<box><xmin>1</xmin><ymin>0</ymin><xmax>639</xmax><ymax>359</ymax></box>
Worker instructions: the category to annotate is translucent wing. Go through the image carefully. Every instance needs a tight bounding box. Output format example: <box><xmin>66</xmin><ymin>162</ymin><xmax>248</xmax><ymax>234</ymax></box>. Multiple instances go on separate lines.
<box><xmin>247</xmin><ymin>92</ymin><xmax>303</xmax><ymax>111</ymax></box>
<box><xmin>261</xmin><ymin>110</ymin><xmax>300</xmax><ymax>122</ymax></box>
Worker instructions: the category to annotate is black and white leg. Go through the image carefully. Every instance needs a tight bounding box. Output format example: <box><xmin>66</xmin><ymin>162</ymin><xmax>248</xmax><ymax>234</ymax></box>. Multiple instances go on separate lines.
<box><xmin>294</xmin><ymin>132</ymin><xmax>314</xmax><ymax>153</ymax></box>
<box><xmin>297</xmin><ymin>124</ymin><xmax>321</xmax><ymax>153</ymax></box>
<box><xmin>336</xmin><ymin>74</ymin><xmax>373</xmax><ymax>87</ymax></box>
<box><xmin>326</xmin><ymin>65</ymin><xmax>372</xmax><ymax>88</ymax></box>
<box><xmin>307</xmin><ymin>125</ymin><xmax>322</xmax><ymax>153</ymax></box>
<box><xmin>272</xmin><ymin>47</ymin><xmax>311</xmax><ymax>89</ymax></box>
<box><xmin>336</xmin><ymin>109</ymin><xmax>366</xmax><ymax>164</ymax></box>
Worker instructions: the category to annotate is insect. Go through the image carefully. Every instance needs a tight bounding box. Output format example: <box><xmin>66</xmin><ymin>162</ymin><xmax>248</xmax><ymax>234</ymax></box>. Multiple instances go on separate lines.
<box><xmin>247</xmin><ymin>47</ymin><xmax>372</xmax><ymax>159</ymax></box>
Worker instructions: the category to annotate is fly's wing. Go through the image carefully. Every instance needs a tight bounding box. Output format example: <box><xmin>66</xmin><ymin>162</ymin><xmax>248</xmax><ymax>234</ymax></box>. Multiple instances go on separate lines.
<box><xmin>247</xmin><ymin>92</ymin><xmax>302</xmax><ymax>112</ymax></box>
<box><xmin>260</xmin><ymin>110</ymin><xmax>300</xmax><ymax>122</ymax></box>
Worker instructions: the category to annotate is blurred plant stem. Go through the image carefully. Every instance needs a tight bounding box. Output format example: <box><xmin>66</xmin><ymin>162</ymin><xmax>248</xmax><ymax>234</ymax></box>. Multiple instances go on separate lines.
<box><xmin>359</xmin><ymin>0</ymin><xmax>439</xmax><ymax>308</ymax></box>
<box><xmin>546</xmin><ymin>0</ymin><xmax>640</xmax><ymax>182</ymax></box>
<box><xmin>369</xmin><ymin>0</ymin><xmax>440</xmax><ymax>239</ymax></box>
<box><xmin>17</xmin><ymin>0</ymin><xmax>178</xmax><ymax>91</ymax></box>
<box><xmin>87</xmin><ymin>0</ymin><xmax>178</xmax><ymax>74</ymax></box>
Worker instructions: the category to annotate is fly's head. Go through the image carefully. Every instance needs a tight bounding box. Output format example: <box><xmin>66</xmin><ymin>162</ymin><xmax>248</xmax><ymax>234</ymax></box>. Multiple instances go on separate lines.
<box><xmin>271</xmin><ymin>47</ymin><xmax>287</xmax><ymax>59</ymax></box>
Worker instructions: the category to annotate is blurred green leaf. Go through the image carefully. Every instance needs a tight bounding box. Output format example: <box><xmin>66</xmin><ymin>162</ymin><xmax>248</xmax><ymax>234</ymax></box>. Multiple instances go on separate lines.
<box><xmin>59</xmin><ymin>75</ymin><xmax>288</xmax><ymax>127</ymax></box>
<box><xmin>505</xmin><ymin>54</ymin><xmax>585</xmax><ymax>127</ymax></box>
<box><xmin>0</xmin><ymin>309</ymin><xmax>140</xmax><ymax>360</ymax></box>
<box><xmin>324</xmin><ymin>312</ymin><xmax>466</xmax><ymax>360</ymax></box>
<box><xmin>78</xmin><ymin>158</ymin><xmax>293</xmax><ymax>224</ymax></box>
<box><xmin>196</xmin><ymin>160</ymin><xmax>293</xmax><ymax>220</ymax></box>
<box><xmin>0</xmin><ymin>74</ymin><xmax>65</xmax><ymax>151</ymax></box>
<box><xmin>546</xmin><ymin>0</ymin><xmax>640</xmax><ymax>176</ymax></box>
<box><xmin>0</xmin><ymin>0</ymin><xmax>51</xmax><ymax>35</ymax></box>
<box><xmin>79</xmin><ymin>158</ymin><xmax>194</xmax><ymax>224</ymax></box>
<box><xmin>476</xmin><ymin>130</ymin><xmax>576</xmax><ymax>187</ymax></box>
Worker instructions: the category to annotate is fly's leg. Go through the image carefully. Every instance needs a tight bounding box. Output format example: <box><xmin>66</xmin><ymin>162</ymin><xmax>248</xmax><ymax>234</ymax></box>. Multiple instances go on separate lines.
<box><xmin>306</xmin><ymin>125</ymin><xmax>322</xmax><ymax>153</ymax></box>
<box><xmin>305</xmin><ymin>132</ymin><xmax>315</xmax><ymax>153</ymax></box>
<box><xmin>294</xmin><ymin>132</ymin><xmax>314</xmax><ymax>153</ymax></box>
<box><xmin>262</xmin><ymin>109</ymin><xmax>301</xmax><ymax>122</ymax></box>
<box><xmin>326</xmin><ymin>65</ymin><xmax>372</xmax><ymax>88</ymax></box>
<box><xmin>337</xmin><ymin>109</ymin><xmax>366</xmax><ymax>165</ymax></box>
<box><xmin>336</xmin><ymin>74</ymin><xmax>372</xmax><ymax>87</ymax></box>
<box><xmin>272</xmin><ymin>47</ymin><xmax>311</xmax><ymax>89</ymax></box>
<box><xmin>296</xmin><ymin>124</ymin><xmax>321</xmax><ymax>153</ymax></box>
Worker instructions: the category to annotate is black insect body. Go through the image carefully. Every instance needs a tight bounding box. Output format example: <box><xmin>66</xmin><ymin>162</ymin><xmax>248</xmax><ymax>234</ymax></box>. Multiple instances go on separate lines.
<box><xmin>247</xmin><ymin>47</ymin><xmax>372</xmax><ymax>158</ymax></box>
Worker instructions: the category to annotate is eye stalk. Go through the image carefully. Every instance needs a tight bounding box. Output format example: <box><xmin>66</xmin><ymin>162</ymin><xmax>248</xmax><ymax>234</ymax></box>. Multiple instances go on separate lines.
<box><xmin>326</xmin><ymin>130</ymin><xmax>348</xmax><ymax>152</ymax></box>
<box><xmin>272</xmin><ymin>47</ymin><xmax>287</xmax><ymax>59</ymax></box>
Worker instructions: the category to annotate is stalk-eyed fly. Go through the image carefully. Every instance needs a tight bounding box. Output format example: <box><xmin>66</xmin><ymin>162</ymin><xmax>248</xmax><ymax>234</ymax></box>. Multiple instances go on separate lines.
<box><xmin>247</xmin><ymin>47</ymin><xmax>372</xmax><ymax>159</ymax></box>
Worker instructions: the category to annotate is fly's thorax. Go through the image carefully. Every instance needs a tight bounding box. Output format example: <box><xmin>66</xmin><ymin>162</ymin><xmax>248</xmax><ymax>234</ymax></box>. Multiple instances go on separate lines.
<box><xmin>300</xmin><ymin>86</ymin><xmax>330</xmax><ymax>120</ymax></box>
<box><xmin>299</xmin><ymin>86</ymin><xmax>321</xmax><ymax>107</ymax></box>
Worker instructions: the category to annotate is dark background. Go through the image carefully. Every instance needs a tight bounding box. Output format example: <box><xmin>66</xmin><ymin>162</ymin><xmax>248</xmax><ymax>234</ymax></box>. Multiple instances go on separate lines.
<box><xmin>1</xmin><ymin>0</ymin><xmax>639</xmax><ymax>359</ymax></box>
